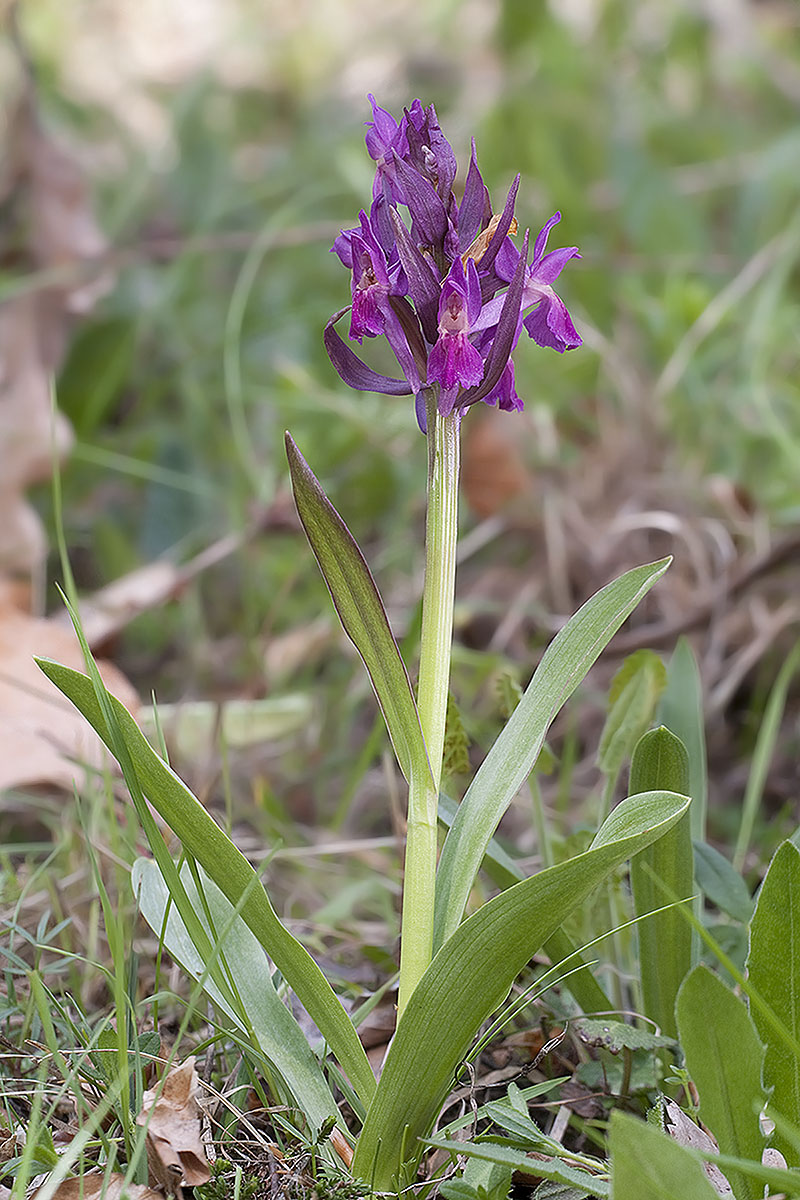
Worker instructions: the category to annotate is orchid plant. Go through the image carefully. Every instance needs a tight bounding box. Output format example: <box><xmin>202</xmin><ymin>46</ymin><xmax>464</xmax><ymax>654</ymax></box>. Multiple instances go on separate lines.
<box><xmin>39</xmin><ymin>98</ymin><xmax>691</xmax><ymax>1193</ymax></box>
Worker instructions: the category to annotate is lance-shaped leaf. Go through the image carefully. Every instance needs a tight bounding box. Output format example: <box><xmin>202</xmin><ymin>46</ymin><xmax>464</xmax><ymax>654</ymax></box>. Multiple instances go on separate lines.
<box><xmin>285</xmin><ymin>434</ymin><xmax>432</xmax><ymax>791</ymax></box>
<box><xmin>630</xmin><ymin>726</ymin><xmax>693</xmax><ymax>1038</ymax></box>
<box><xmin>676</xmin><ymin>964</ymin><xmax>765</xmax><ymax>1200</ymax></box>
<box><xmin>133</xmin><ymin>858</ymin><xmax>340</xmax><ymax>1138</ymax></box>
<box><xmin>352</xmin><ymin>789</ymin><xmax>690</xmax><ymax>1189</ymax></box>
<box><xmin>434</xmin><ymin>558</ymin><xmax>671</xmax><ymax>952</ymax></box>
<box><xmin>747</xmin><ymin>840</ymin><xmax>800</xmax><ymax>1164</ymax></box>
<box><xmin>34</xmin><ymin>658</ymin><xmax>377</xmax><ymax>1109</ymax></box>
<box><xmin>438</xmin><ymin>793</ymin><xmax>612</xmax><ymax>1016</ymax></box>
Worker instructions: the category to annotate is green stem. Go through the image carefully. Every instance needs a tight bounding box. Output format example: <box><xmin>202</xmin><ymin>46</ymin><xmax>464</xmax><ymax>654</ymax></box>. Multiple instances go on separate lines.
<box><xmin>397</xmin><ymin>393</ymin><xmax>461</xmax><ymax>1017</ymax></box>
<box><xmin>417</xmin><ymin>398</ymin><xmax>461</xmax><ymax>789</ymax></box>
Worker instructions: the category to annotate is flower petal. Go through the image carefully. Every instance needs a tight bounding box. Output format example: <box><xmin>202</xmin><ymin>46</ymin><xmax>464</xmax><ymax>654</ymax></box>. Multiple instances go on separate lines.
<box><xmin>390</xmin><ymin>152</ymin><xmax>448</xmax><ymax>246</ymax></box>
<box><xmin>532</xmin><ymin>212</ymin><xmax>561</xmax><ymax>263</ymax></box>
<box><xmin>458</xmin><ymin>140</ymin><xmax>492</xmax><ymax>252</ymax></box>
<box><xmin>324</xmin><ymin>308</ymin><xmax>413</xmax><ymax>394</ymax></box>
<box><xmin>523</xmin><ymin>292</ymin><xmax>582</xmax><ymax>352</ymax></box>
<box><xmin>532</xmin><ymin>245</ymin><xmax>581</xmax><ymax>285</ymax></box>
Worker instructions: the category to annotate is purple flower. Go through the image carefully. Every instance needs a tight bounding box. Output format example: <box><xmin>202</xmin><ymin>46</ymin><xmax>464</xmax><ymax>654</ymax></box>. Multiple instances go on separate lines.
<box><xmin>427</xmin><ymin>257</ymin><xmax>485</xmax><ymax>414</ymax></box>
<box><xmin>325</xmin><ymin>98</ymin><xmax>582</xmax><ymax>424</ymax></box>
<box><xmin>494</xmin><ymin>212</ymin><xmax>582</xmax><ymax>353</ymax></box>
<box><xmin>345</xmin><ymin>211</ymin><xmax>395</xmax><ymax>343</ymax></box>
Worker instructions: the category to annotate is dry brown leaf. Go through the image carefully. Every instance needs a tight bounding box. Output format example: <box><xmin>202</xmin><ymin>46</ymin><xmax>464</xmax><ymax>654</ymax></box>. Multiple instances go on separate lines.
<box><xmin>0</xmin><ymin>296</ymin><xmax>74</xmax><ymax>576</ymax></box>
<box><xmin>0</xmin><ymin>82</ymin><xmax>113</xmax><ymax>580</ymax></box>
<box><xmin>8</xmin><ymin>89</ymin><xmax>113</xmax><ymax>316</ymax></box>
<box><xmin>136</xmin><ymin>1058</ymin><xmax>211</xmax><ymax>1194</ymax></box>
<box><xmin>33</xmin><ymin>1173</ymin><xmax>161</xmax><ymax>1200</ymax></box>
<box><xmin>0</xmin><ymin>582</ymin><xmax>139</xmax><ymax>793</ymax></box>
<box><xmin>664</xmin><ymin>1098</ymin><xmax>734</xmax><ymax>1197</ymax></box>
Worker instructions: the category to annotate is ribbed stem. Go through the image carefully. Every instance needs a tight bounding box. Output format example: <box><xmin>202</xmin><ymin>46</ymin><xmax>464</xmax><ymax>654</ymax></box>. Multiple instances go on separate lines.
<box><xmin>416</xmin><ymin>397</ymin><xmax>461</xmax><ymax>791</ymax></box>
<box><xmin>397</xmin><ymin>392</ymin><xmax>461</xmax><ymax>1017</ymax></box>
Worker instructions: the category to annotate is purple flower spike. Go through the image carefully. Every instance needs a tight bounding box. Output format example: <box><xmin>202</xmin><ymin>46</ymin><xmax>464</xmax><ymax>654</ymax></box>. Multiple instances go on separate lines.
<box><xmin>325</xmin><ymin>97</ymin><xmax>582</xmax><ymax>419</ymax></box>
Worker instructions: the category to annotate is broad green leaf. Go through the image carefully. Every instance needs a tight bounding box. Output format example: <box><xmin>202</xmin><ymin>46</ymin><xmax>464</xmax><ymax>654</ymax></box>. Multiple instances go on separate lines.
<box><xmin>609</xmin><ymin>1111</ymin><xmax>719</xmax><ymax>1200</ymax></box>
<box><xmin>747</xmin><ymin>839</ymin><xmax>800</xmax><ymax>1164</ymax></box>
<box><xmin>597</xmin><ymin>650</ymin><xmax>667</xmax><ymax>780</ymax></box>
<box><xmin>35</xmin><ymin>658</ymin><xmax>376</xmax><ymax>1109</ymax></box>
<box><xmin>353</xmin><ymin>789</ymin><xmax>689</xmax><ymax>1188</ymax></box>
<box><xmin>693</xmin><ymin>841</ymin><xmax>753</xmax><ymax>924</ymax></box>
<box><xmin>434</xmin><ymin>558</ymin><xmax>671</xmax><ymax>952</ymax></box>
<box><xmin>630</xmin><ymin>726</ymin><xmax>693</xmax><ymax>1037</ymax></box>
<box><xmin>676</xmin><ymin>964</ymin><xmax>765</xmax><ymax>1200</ymax></box>
<box><xmin>658</xmin><ymin>637</ymin><xmax>707</xmax><ymax>842</ymax></box>
<box><xmin>437</xmin><ymin>793</ymin><xmax>612</xmax><ymax>1015</ymax></box>
<box><xmin>133</xmin><ymin>858</ymin><xmax>339</xmax><ymax>1136</ymax></box>
<box><xmin>423</xmin><ymin>1139</ymin><xmax>609</xmax><ymax>1199</ymax></box>
<box><xmin>285</xmin><ymin>433</ymin><xmax>432</xmax><ymax>790</ymax></box>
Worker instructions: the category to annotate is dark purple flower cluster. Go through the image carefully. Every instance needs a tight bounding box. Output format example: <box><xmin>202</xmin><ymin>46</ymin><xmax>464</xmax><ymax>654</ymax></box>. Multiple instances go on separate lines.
<box><xmin>326</xmin><ymin>97</ymin><xmax>582</xmax><ymax>430</ymax></box>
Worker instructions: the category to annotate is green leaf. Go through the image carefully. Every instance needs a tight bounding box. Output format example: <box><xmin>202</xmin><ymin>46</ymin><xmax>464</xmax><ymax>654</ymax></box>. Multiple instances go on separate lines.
<box><xmin>133</xmin><ymin>857</ymin><xmax>340</xmax><ymax>1136</ymax></box>
<box><xmin>609</xmin><ymin>1110</ymin><xmax>720</xmax><ymax>1200</ymax></box>
<box><xmin>434</xmin><ymin>558</ymin><xmax>671</xmax><ymax>952</ymax></box>
<box><xmin>572</xmin><ymin>1018</ymin><xmax>676</xmax><ymax>1054</ymax></box>
<box><xmin>597</xmin><ymin>650</ymin><xmax>667</xmax><ymax>779</ymax></box>
<box><xmin>462</xmin><ymin>1154</ymin><xmax>514</xmax><ymax>1200</ymax></box>
<box><xmin>437</xmin><ymin>794</ymin><xmax>612</xmax><ymax>1015</ymax></box>
<box><xmin>423</xmin><ymin>1139</ymin><xmax>609</xmax><ymax>1199</ymax></box>
<box><xmin>629</xmin><ymin>726</ymin><xmax>693</xmax><ymax>1037</ymax></box>
<box><xmin>285</xmin><ymin>433</ymin><xmax>432</xmax><ymax>790</ymax></box>
<box><xmin>676</xmin><ymin>964</ymin><xmax>765</xmax><ymax>1200</ymax></box>
<box><xmin>747</xmin><ymin>839</ymin><xmax>800</xmax><ymax>1164</ymax></box>
<box><xmin>658</xmin><ymin>638</ymin><xmax>707</xmax><ymax>843</ymax></box>
<box><xmin>693</xmin><ymin>841</ymin><xmax>753</xmax><ymax>924</ymax></box>
<box><xmin>35</xmin><ymin>657</ymin><xmax>376</xmax><ymax>1110</ymax></box>
<box><xmin>352</xmin><ymin>789</ymin><xmax>689</xmax><ymax>1188</ymax></box>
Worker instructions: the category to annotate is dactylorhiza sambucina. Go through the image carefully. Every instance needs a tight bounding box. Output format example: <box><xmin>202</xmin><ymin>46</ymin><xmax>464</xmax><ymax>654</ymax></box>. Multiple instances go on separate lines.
<box><xmin>325</xmin><ymin>96</ymin><xmax>582</xmax><ymax>430</ymax></box>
